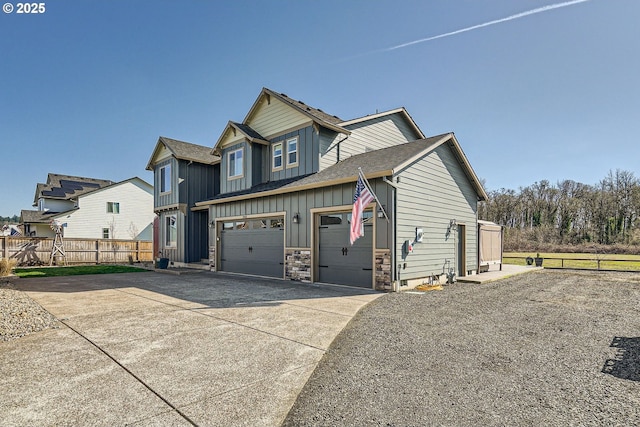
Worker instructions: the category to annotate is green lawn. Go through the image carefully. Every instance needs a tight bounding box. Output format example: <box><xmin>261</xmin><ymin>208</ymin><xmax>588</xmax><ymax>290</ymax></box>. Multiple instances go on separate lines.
<box><xmin>504</xmin><ymin>252</ymin><xmax>640</xmax><ymax>271</ymax></box>
<box><xmin>15</xmin><ymin>265</ymin><xmax>147</xmax><ymax>278</ymax></box>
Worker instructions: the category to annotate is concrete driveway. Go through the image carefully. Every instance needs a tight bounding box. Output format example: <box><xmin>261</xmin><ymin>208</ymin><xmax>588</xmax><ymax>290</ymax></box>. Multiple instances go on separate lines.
<box><xmin>1</xmin><ymin>271</ymin><xmax>381</xmax><ymax>426</ymax></box>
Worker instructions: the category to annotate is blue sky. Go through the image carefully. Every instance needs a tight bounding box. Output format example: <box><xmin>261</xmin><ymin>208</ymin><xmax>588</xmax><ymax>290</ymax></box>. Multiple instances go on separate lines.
<box><xmin>1</xmin><ymin>0</ymin><xmax>638</xmax><ymax>217</ymax></box>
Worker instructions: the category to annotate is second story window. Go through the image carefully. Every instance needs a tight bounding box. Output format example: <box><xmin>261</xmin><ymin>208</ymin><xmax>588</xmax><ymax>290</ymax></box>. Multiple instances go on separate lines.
<box><xmin>106</xmin><ymin>202</ymin><xmax>120</xmax><ymax>214</ymax></box>
<box><xmin>286</xmin><ymin>137</ymin><xmax>298</xmax><ymax>167</ymax></box>
<box><xmin>160</xmin><ymin>165</ymin><xmax>171</xmax><ymax>193</ymax></box>
<box><xmin>228</xmin><ymin>148</ymin><xmax>244</xmax><ymax>179</ymax></box>
<box><xmin>272</xmin><ymin>142</ymin><xmax>283</xmax><ymax>171</ymax></box>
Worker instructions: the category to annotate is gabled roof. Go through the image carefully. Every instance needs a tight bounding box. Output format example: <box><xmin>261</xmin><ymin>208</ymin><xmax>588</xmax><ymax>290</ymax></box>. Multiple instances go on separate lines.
<box><xmin>211</xmin><ymin>87</ymin><xmax>350</xmax><ymax>153</ymax></box>
<box><xmin>196</xmin><ymin>133</ymin><xmax>488</xmax><ymax>206</ymax></box>
<box><xmin>245</xmin><ymin>88</ymin><xmax>349</xmax><ymax>134</ymax></box>
<box><xmin>212</xmin><ymin>121</ymin><xmax>270</xmax><ymax>153</ymax></box>
<box><xmin>71</xmin><ymin>176</ymin><xmax>153</xmax><ymax>199</ymax></box>
<box><xmin>20</xmin><ymin>209</ymin><xmax>66</xmax><ymax>224</ymax></box>
<box><xmin>260</xmin><ymin>88</ymin><xmax>344</xmax><ymax>126</ymax></box>
<box><xmin>33</xmin><ymin>174</ymin><xmax>114</xmax><ymax>204</ymax></box>
<box><xmin>340</xmin><ymin>107</ymin><xmax>426</xmax><ymax>139</ymax></box>
<box><xmin>231</xmin><ymin>122</ymin><xmax>269</xmax><ymax>143</ymax></box>
<box><xmin>146</xmin><ymin>136</ymin><xmax>220</xmax><ymax>170</ymax></box>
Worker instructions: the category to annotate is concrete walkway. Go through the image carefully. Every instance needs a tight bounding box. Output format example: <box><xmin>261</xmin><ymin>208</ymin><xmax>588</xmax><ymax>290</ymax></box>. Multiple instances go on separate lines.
<box><xmin>457</xmin><ymin>263</ymin><xmax>543</xmax><ymax>284</ymax></box>
<box><xmin>1</xmin><ymin>272</ymin><xmax>381</xmax><ymax>426</ymax></box>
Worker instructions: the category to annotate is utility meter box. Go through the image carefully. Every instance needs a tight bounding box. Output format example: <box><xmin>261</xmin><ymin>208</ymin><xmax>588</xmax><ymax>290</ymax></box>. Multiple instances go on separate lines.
<box><xmin>403</xmin><ymin>240</ymin><xmax>413</xmax><ymax>256</ymax></box>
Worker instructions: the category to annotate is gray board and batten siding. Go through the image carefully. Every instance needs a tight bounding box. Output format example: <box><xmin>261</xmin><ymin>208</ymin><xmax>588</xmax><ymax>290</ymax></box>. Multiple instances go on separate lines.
<box><xmin>263</xmin><ymin>126</ymin><xmax>319</xmax><ymax>183</ymax></box>
<box><xmin>153</xmin><ymin>157</ymin><xmax>178</xmax><ymax>210</ymax></box>
<box><xmin>209</xmin><ymin>179</ymin><xmax>392</xmax><ymax>251</ymax></box>
<box><xmin>154</xmin><ymin>156</ymin><xmax>218</xmax><ymax>263</ymax></box>
<box><xmin>221</xmin><ymin>125</ymin><xmax>321</xmax><ymax>195</ymax></box>
<box><xmin>157</xmin><ymin>210</ymin><xmax>184</xmax><ymax>262</ymax></box>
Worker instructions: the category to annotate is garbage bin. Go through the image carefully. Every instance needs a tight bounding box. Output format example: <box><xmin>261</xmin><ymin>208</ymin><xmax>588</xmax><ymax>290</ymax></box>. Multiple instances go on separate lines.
<box><xmin>156</xmin><ymin>258</ymin><xmax>169</xmax><ymax>269</ymax></box>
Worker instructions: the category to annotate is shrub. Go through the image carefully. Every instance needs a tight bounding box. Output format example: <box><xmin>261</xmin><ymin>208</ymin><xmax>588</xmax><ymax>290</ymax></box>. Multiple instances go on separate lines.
<box><xmin>0</xmin><ymin>258</ymin><xmax>17</xmax><ymax>276</ymax></box>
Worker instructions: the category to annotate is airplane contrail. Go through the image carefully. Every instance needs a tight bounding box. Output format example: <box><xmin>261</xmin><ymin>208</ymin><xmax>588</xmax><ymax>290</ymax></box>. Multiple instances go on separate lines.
<box><xmin>382</xmin><ymin>0</ymin><xmax>591</xmax><ymax>52</ymax></box>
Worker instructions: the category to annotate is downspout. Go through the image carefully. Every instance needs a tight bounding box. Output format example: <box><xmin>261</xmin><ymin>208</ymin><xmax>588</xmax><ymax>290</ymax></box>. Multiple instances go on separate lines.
<box><xmin>383</xmin><ymin>176</ymin><xmax>399</xmax><ymax>291</ymax></box>
<box><xmin>325</xmin><ymin>133</ymin><xmax>349</xmax><ymax>163</ymax></box>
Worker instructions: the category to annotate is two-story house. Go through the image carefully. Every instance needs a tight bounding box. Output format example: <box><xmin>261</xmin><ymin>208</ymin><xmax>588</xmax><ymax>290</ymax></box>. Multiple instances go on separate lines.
<box><xmin>146</xmin><ymin>137</ymin><xmax>220</xmax><ymax>264</ymax></box>
<box><xmin>20</xmin><ymin>173</ymin><xmax>154</xmax><ymax>240</ymax></box>
<box><xmin>150</xmin><ymin>88</ymin><xmax>487</xmax><ymax>290</ymax></box>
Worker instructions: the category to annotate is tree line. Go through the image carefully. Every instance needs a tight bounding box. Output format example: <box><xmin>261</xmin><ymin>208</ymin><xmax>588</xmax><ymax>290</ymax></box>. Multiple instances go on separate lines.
<box><xmin>479</xmin><ymin>169</ymin><xmax>640</xmax><ymax>252</ymax></box>
<box><xmin>0</xmin><ymin>215</ymin><xmax>20</xmax><ymax>224</ymax></box>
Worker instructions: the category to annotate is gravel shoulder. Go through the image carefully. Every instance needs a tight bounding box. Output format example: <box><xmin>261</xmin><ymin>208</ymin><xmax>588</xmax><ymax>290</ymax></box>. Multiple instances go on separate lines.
<box><xmin>283</xmin><ymin>270</ymin><xmax>640</xmax><ymax>426</ymax></box>
<box><xmin>0</xmin><ymin>277</ymin><xmax>58</xmax><ymax>342</ymax></box>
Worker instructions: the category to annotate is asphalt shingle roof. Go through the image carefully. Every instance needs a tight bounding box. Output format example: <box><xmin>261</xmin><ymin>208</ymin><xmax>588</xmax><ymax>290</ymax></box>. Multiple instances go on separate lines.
<box><xmin>203</xmin><ymin>134</ymin><xmax>452</xmax><ymax>204</ymax></box>
<box><xmin>20</xmin><ymin>209</ymin><xmax>63</xmax><ymax>224</ymax></box>
<box><xmin>159</xmin><ymin>136</ymin><xmax>219</xmax><ymax>164</ymax></box>
<box><xmin>230</xmin><ymin>122</ymin><xmax>267</xmax><ymax>142</ymax></box>
<box><xmin>287</xmin><ymin>134</ymin><xmax>449</xmax><ymax>188</ymax></box>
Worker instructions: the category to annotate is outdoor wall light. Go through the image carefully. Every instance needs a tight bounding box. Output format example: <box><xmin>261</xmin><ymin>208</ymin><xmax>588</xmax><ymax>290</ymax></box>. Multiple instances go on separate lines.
<box><xmin>209</xmin><ymin>220</ymin><xmax>215</xmax><ymax>228</ymax></box>
<box><xmin>377</xmin><ymin>205</ymin><xmax>386</xmax><ymax>218</ymax></box>
<box><xmin>292</xmin><ymin>213</ymin><xmax>300</xmax><ymax>224</ymax></box>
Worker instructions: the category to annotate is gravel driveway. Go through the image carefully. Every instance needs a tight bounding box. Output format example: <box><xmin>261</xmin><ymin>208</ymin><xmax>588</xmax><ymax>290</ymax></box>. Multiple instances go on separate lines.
<box><xmin>283</xmin><ymin>270</ymin><xmax>640</xmax><ymax>426</ymax></box>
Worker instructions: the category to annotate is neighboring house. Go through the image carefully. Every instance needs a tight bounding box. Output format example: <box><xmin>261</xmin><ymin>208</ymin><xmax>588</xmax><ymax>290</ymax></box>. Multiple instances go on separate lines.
<box><xmin>150</xmin><ymin>88</ymin><xmax>488</xmax><ymax>290</ymax></box>
<box><xmin>146</xmin><ymin>137</ymin><xmax>220</xmax><ymax>263</ymax></box>
<box><xmin>21</xmin><ymin>174</ymin><xmax>154</xmax><ymax>240</ymax></box>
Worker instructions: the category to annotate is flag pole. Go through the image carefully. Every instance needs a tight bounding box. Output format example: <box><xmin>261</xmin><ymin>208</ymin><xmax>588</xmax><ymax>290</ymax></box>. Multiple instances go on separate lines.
<box><xmin>358</xmin><ymin>167</ymin><xmax>389</xmax><ymax>222</ymax></box>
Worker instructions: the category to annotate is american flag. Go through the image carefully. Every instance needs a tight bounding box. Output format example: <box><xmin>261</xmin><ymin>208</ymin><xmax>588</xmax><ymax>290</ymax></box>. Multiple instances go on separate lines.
<box><xmin>350</xmin><ymin>175</ymin><xmax>375</xmax><ymax>245</ymax></box>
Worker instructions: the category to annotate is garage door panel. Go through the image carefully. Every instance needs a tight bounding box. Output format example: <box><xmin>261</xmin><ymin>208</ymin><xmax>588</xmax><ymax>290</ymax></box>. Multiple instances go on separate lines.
<box><xmin>219</xmin><ymin>220</ymin><xmax>284</xmax><ymax>278</ymax></box>
<box><xmin>318</xmin><ymin>213</ymin><xmax>373</xmax><ymax>288</ymax></box>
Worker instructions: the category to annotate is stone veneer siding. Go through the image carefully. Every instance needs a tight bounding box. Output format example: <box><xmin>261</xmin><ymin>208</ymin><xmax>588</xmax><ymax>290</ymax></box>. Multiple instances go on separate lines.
<box><xmin>375</xmin><ymin>250</ymin><xmax>392</xmax><ymax>291</ymax></box>
<box><xmin>285</xmin><ymin>248</ymin><xmax>311</xmax><ymax>282</ymax></box>
<box><xmin>209</xmin><ymin>245</ymin><xmax>216</xmax><ymax>271</ymax></box>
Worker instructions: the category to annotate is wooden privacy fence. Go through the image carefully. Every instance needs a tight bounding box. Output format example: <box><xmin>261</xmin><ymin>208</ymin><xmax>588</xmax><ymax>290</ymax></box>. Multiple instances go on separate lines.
<box><xmin>0</xmin><ymin>236</ymin><xmax>153</xmax><ymax>266</ymax></box>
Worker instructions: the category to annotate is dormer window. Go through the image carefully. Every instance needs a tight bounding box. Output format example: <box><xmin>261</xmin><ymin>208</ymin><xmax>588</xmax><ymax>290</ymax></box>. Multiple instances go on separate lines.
<box><xmin>228</xmin><ymin>148</ymin><xmax>244</xmax><ymax>179</ymax></box>
<box><xmin>272</xmin><ymin>142</ymin><xmax>283</xmax><ymax>171</ymax></box>
<box><xmin>286</xmin><ymin>137</ymin><xmax>298</xmax><ymax>167</ymax></box>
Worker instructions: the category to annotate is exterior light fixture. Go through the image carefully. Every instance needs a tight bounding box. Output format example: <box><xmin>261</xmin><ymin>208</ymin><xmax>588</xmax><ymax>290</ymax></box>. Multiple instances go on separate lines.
<box><xmin>292</xmin><ymin>213</ymin><xmax>300</xmax><ymax>224</ymax></box>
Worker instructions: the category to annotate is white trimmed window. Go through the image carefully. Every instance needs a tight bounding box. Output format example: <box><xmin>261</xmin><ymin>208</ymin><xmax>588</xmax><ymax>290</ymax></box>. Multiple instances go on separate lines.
<box><xmin>286</xmin><ymin>137</ymin><xmax>298</xmax><ymax>167</ymax></box>
<box><xmin>106</xmin><ymin>202</ymin><xmax>120</xmax><ymax>214</ymax></box>
<box><xmin>228</xmin><ymin>148</ymin><xmax>244</xmax><ymax>178</ymax></box>
<box><xmin>165</xmin><ymin>215</ymin><xmax>177</xmax><ymax>247</ymax></box>
<box><xmin>102</xmin><ymin>228</ymin><xmax>110</xmax><ymax>239</ymax></box>
<box><xmin>272</xmin><ymin>142</ymin><xmax>283</xmax><ymax>171</ymax></box>
<box><xmin>160</xmin><ymin>165</ymin><xmax>171</xmax><ymax>193</ymax></box>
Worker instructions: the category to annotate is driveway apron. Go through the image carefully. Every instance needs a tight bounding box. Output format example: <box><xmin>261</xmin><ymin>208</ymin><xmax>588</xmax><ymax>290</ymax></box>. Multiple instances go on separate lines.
<box><xmin>1</xmin><ymin>272</ymin><xmax>381</xmax><ymax>426</ymax></box>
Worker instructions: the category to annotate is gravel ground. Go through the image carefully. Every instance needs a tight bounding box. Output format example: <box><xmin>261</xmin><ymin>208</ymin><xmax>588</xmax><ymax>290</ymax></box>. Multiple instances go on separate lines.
<box><xmin>0</xmin><ymin>277</ymin><xmax>58</xmax><ymax>342</ymax></box>
<box><xmin>283</xmin><ymin>270</ymin><xmax>640</xmax><ymax>426</ymax></box>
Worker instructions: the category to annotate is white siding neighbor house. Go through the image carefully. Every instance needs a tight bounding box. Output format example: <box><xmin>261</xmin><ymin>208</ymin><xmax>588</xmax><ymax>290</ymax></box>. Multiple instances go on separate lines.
<box><xmin>21</xmin><ymin>174</ymin><xmax>154</xmax><ymax>240</ymax></box>
<box><xmin>54</xmin><ymin>177</ymin><xmax>154</xmax><ymax>240</ymax></box>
